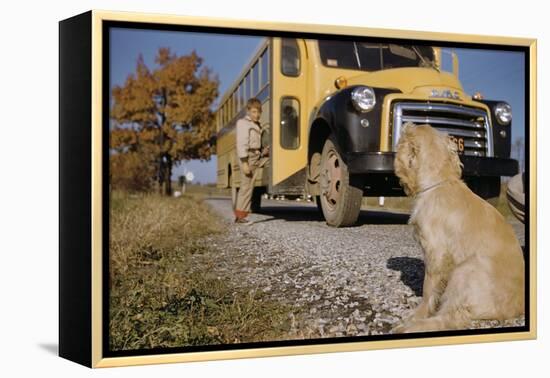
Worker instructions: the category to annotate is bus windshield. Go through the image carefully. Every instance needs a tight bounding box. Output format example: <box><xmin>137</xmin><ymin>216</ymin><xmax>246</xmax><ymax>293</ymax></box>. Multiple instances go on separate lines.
<box><xmin>318</xmin><ymin>41</ymin><xmax>437</xmax><ymax>71</ymax></box>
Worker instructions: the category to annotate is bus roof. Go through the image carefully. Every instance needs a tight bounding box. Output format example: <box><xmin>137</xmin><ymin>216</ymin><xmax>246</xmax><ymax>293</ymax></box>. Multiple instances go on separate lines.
<box><xmin>214</xmin><ymin>37</ymin><xmax>270</xmax><ymax>113</ymax></box>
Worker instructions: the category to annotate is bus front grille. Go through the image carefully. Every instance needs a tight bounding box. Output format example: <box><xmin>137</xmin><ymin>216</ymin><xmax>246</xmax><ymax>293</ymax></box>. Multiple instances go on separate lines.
<box><xmin>391</xmin><ymin>102</ymin><xmax>493</xmax><ymax>157</ymax></box>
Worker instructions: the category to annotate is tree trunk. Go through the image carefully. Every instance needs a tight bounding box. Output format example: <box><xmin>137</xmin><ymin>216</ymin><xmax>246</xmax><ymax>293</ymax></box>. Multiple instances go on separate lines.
<box><xmin>164</xmin><ymin>155</ymin><xmax>173</xmax><ymax>196</ymax></box>
<box><xmin>157</xmin><ymin>156</ymin><xmax>164</xmax><ymax>195</ymax></box>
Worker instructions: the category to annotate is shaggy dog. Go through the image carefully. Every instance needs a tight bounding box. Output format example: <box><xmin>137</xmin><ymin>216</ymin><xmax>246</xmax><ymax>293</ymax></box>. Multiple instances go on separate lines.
<box><xmin>391</xmin><ymin>123</ymin><xmax>524</xmax><ymax>333</ymax></box>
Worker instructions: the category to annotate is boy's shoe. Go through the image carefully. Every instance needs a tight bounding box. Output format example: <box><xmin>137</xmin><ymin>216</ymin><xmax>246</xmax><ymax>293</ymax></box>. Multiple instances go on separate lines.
<box><xmin>234</xmin><ymin>217</ymin><xmax>253</xmax><ymax>225</ymax></box>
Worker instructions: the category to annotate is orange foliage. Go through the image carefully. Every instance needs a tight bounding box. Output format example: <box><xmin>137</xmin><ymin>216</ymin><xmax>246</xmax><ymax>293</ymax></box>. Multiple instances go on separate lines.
<box><xmin>110</xmin><ymin>151</ymin><xmax>156</xmax><ymax>192</ymax></box>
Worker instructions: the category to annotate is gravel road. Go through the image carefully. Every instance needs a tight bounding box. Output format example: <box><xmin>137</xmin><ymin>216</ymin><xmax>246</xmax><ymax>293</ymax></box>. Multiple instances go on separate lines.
<box><xmin>198</xmin><ymin>196</ymin><xmax>526</xmax><ymax>339</ymax></box>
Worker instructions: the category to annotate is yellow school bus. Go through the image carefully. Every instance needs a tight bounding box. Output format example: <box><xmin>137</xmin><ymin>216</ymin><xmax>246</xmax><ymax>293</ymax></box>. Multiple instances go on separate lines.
<box><xmin>215</xmin><ymin>37</ymin><xmax>518</xmax><ymax>226</ymax></box>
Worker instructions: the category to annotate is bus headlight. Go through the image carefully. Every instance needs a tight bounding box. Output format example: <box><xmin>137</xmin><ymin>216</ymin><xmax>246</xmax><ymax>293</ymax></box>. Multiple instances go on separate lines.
<box><xmin>494</xmin><ymin>102</ymin><xmax>512</xmax><ymax>125</ymax></box>
<box><xmin>351</xmin><ymin>86</ymin><xmax>376</xmax><ymax>112</ymax></box>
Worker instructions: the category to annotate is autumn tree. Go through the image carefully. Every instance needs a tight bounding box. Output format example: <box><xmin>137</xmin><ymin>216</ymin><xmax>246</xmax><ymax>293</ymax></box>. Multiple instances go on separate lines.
<box><xmin>110</xmin><ymin>47</ymin><xmax>219</xmax><ymax>194</ymax></box>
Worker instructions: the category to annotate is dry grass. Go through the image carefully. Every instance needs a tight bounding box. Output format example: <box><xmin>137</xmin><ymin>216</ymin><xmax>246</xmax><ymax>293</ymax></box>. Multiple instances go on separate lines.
<box><xmin>109</xmin><ymin>191</ymin><xmax>291</xmax><ymax>351</ymax></box>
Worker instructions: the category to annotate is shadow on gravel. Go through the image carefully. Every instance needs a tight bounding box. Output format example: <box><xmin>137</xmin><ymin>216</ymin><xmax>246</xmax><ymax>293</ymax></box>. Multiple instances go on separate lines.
<box><xmin>356</xmin><ymin>210</ymin><xmax>410</xmax><ymax>225</ymax></box>
<box><xmin>255</xmin><ymin>206</ymin><xmax>410</xmax><ymax>226</ymax></box>
<box><xmin>386</xmin><ymin>257</ymin><xmax>425</xmax><ymax>296</ymax></box>
<box><xmin>255</xmin><ymin>206</ymin><xmax>324</xmax><ymax>222</ymax></box>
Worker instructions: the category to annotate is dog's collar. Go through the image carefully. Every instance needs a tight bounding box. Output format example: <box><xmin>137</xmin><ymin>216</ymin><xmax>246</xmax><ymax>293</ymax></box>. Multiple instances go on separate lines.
<box><xmin>413</xmin><ymin>179</ymin><xmax>451</xmax><ymax>198</ymax></box>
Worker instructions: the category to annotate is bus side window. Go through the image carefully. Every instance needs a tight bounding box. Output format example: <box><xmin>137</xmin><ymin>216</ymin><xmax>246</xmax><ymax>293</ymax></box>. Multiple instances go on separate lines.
<box><xmin>280</xmin><ymin>97</ymin><xmax>300</xmax><ymax>149</ymax></box>
<box><xmin>281</xmin><ymin>38</ymin><xmax>300</xmax><ymax>77</ymax></box>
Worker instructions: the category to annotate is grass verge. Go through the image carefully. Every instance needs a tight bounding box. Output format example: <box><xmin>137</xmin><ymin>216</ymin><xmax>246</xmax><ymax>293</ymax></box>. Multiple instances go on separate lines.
<box><xmin>109</xmin><ymin>190</ymin><xmax>291</xmax><ymax>351</ymax></box>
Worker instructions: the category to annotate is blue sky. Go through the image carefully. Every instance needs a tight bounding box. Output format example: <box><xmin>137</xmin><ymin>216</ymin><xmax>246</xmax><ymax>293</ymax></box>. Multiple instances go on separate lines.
<box><xmin>110</xmin><ymin>28</ymin><xmax>526</xmax><ymax>184</ymax></box>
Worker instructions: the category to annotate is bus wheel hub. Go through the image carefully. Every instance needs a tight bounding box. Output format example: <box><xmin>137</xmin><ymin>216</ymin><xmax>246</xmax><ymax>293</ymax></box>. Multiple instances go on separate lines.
<box><xmin>322</xmin><ymin>151</ymin><xmax>342</xmax><ymax>207</ymax></box>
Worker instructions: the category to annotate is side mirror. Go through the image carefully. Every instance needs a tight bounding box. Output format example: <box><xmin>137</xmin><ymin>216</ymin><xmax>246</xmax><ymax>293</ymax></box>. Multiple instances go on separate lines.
<box><xmin>452</xmin><ymin>51</ymin><xmax>459</xmax><ymax>78</ymax></box>
<box><xmin>432</xmin><ymin>47</ymin><xmax>442</xmax><ymax>70</ymax></box>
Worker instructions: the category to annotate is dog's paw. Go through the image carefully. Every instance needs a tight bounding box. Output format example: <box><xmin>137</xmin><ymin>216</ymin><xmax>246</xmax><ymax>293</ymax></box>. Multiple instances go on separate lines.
<box><xmin>391</xmin><ymin>322</ymin><xmax>410</xmax><ymax>334</ymax></box>
<box><xmin>391</xmin><ymin>319</ymin><xmax>428</xmax><ymax>334</ymax></box>
<box><xmin>401</xmin><ymin>308</ymin><xmax>418</xmax><ymax>321</ymax></box>
<box><xmin>392</xmin><ymin>318</ymin><xmax>449</xmax><ymax>333</ymax></box>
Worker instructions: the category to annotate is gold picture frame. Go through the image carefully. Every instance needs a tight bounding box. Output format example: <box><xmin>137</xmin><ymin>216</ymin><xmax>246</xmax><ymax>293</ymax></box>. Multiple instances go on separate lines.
<box><xmin>59</xmin><ymin>9</ymin><xmax>537</xmax><ymax>368</ymax></box>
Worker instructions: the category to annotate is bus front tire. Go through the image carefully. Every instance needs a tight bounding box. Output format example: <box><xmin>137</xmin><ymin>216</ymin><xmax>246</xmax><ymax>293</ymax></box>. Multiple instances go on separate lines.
<box><xmin>314</xmin><ymin>195</ymin><xmax>323</xmax><ymax>216</ymax></box>
<box><xmin>319</xmin><ymin>136</ymin><xmax>363</xmax><ymax>227</ymax></box>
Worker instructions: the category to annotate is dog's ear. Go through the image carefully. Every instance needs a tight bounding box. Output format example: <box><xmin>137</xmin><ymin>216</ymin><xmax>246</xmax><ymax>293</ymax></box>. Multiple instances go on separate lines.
<box><xmin>395</xmin><ymin>123</ymin><xmax>420</xmax><ymax>196</ymax></box>
<box><xmin>401</xmin><ymin>122</ymin><xmax>415</xmax><ymax>136</ymax></box>
<box><xmin>400</xmin><ymin>122</ymin><xmax>418</xmax><ymax>168</ymax></box>
<box><xmin>445</xmin><ymin>135</ymin><xmax>464</xmax><ymax>177</ymax></box>
<box><xmin>408</xmin><ymin>140</ymin><xmax>418</xmax><ymax>169</ymax></box>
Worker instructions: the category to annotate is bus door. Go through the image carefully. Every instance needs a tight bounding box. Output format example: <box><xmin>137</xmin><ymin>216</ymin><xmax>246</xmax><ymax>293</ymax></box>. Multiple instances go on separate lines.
<box><xmin>270</xmin><ymin>37</ymin><xmax>308</xmax><ymax>194</ymax></box>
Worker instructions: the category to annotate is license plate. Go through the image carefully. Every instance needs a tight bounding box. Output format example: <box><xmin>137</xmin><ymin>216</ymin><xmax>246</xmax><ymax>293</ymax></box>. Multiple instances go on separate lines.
<box><xmin>449</xmin><ymin>135</ymin><xmax>465</xmax><ymax>154</ymax></box>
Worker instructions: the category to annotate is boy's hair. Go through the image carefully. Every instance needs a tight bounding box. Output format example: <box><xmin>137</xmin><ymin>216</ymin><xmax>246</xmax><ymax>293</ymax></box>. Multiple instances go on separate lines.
<box><xmin>246</xmin><ymin>98</ymin><xmax>262</xmax><ymax>111</ymax></box>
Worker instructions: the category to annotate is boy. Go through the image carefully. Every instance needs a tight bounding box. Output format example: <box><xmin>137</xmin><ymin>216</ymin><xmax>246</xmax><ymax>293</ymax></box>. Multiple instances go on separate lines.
<box><xmin>234</xmin><ymin>98</ymin><xmax>269</xmax><ymax>224</ymax></box>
